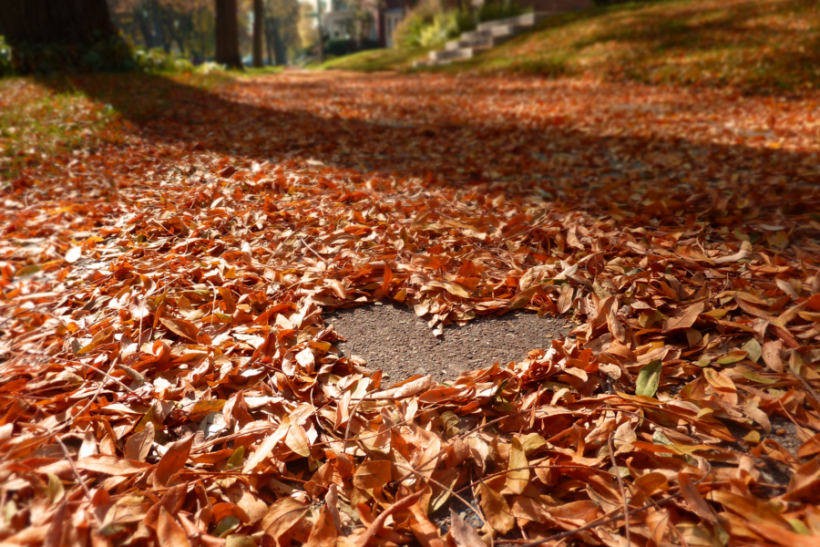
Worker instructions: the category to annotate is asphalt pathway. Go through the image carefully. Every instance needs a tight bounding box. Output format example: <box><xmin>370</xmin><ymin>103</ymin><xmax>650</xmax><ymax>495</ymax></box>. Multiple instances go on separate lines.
<box><xmin>326</xmin><ymin>301</ymin><xmax>570</xmax><ymax>383</ymax></box>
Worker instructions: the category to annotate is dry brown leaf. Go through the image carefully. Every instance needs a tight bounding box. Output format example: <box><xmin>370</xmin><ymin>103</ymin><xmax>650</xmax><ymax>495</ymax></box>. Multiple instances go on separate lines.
<box><xmin>478</xmin><ymin>482</ymin><xmax>514</xmax><ymax>534</ymax></box>
<box><xmin>154</xmin><ymin>434</ymin><xmax>194</xmax><ymax>488</ymax></box>
<box><xmin>305</xmin><ymin>506</ymin><xmax>338</xmax><ymax>547</ymax></box>
<box><xmin>158</xmin><ymin>507</ymin><xmax>191</xmax><ymax>547</ymax></box>
<box><xmin>448</xmin><ymin>509</ymin><xmax>486</xmax><ymax>547</ymax></box>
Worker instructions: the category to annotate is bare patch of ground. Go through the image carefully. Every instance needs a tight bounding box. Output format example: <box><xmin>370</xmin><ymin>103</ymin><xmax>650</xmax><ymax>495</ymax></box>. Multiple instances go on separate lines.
<box><xmin>325</xmin><ymin>302</ymin><xmax>571</xmax><ymax>383</ymax></box>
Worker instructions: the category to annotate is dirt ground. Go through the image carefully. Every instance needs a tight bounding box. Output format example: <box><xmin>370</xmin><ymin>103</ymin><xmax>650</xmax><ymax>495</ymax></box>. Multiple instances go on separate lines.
<box><xmin>325</xmin><ymin>302</ymin><xmax>571</xmax><ymax>383</ymax></box>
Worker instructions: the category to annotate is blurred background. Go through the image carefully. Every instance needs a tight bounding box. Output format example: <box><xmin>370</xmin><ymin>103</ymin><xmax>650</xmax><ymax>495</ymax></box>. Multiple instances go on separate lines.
<box><xmin>92</xmin><ymin>0</ymin><xmax>609</xmax><ymax>68</ymax></box>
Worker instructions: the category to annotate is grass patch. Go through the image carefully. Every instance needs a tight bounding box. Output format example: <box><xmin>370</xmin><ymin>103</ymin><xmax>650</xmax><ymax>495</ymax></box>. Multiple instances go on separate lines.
<box><xmin>227</xmin><ymin>66</ymin><xmax>287</xmax><ymax>77</ymax></box>
<box><xmin>0</xmin><ymin>78</ymin><xmax>115</xmax><ymax>180</ymax></box>
<box><xmin>0</xmin><ymin>73</ymin><xmax>235</xmax><ymax>179</ymax></box>
<box><xmin>319</xmin><ymin>47</ymin><xmax>430</xmax><ymax>72</ymax></box>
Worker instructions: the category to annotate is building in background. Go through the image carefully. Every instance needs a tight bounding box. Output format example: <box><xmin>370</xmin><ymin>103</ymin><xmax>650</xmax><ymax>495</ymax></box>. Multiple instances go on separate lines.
<box><xmin>378</xmin><ymin>0</ymin><xmax>412</xmax><ymax>48</ymax></box>
<box><xmin>318</xmin><ymin>0</ymin><xmax>416</xmax><ymax>49</ymax></box>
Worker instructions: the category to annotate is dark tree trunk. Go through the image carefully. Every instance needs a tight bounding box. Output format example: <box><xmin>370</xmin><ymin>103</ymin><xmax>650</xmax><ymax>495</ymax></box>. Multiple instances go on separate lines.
<box><xmin>137</xmin><ymin>9</ymin><xmax>156</xmax><ymax>50</ymax></box>
<box><xmin>0</xmin><ymin>0</ymin><xmax>116</xmax><ymax>46</ymax></box>
<box><xmin>0</xmin><ymin>0</ymin><xmax>131</xmax><ymax>73</ymax></box>
<box><xmin>151</xmin><ymin>0</ymin><xmax>170</xmax><ymax>52</ymax></box>
<box><xmin>215</xmin><ymin>0</ymin><xmax>242</xmax><ymax>68</ymax></box>
<box><xmin>252</xmin><ymin>0</ymin><xmax>264</xmax><ymax>68</ymax></box>
<box><xmin>269</xmin><ymin>20</ymin><xmax>286</xmax><ymax>66</ymax></box>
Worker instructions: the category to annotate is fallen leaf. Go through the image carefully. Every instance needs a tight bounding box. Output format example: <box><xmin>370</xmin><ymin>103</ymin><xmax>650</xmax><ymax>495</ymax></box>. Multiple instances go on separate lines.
<box><xmin>636</xmin><ymin>360</ymin><xmax>662</xmax><ymax>397</ymax></box>
<box><xmin>154</xmin><ymin>434</ymin><xmax>194</xmax><ymax>488</ymax></box>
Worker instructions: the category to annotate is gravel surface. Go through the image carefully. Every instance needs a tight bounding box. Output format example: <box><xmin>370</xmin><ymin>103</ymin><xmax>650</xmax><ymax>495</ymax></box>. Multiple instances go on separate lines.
<box><xmin>325</xmin><ymin>302</ymin><xmax>570</xmax><ymax>384</ymax></box>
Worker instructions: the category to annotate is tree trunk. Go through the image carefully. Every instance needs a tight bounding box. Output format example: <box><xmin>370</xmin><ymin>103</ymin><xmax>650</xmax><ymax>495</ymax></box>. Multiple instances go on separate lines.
<box><xmin>269</xmin><ymin>20</ymin><xmax>286</xmax><ymax>66</ymax></box>
<box><xmin>316</xmin><ymin>0</ymin><xmax>325</xmax><ymax>63</ymax></box>
<box><xmin>265</xmin><ymin>18</ymin><xmax>276</xmax><ymax>65</ymax></box>
<box><xmin>0</xmin><ymin>0</ymin><xmax>116</xmax><ymax>46</ymax></box>
<box><xmin>215</xmin><ymin>0</ymin><xmax>242</xmax><ymax>68</ymax></box>
<box><xmin>252</xmin><ymin>0</ymin><xmax>264</xmax><ymax>67</ymax></box>
<box><xmin>0</xmin><ymin>0</ymin><xmax>130</xmax><ymax>73</ymax></box>
<box><xmin>151</xmin><ymin>0</ymin><xmax>169</xmax><ymax>52</ymax></box>
<box><xmin>137</xmin><ymin>9</ymin><xmax>156</xmax><ymax>50</ymax></box>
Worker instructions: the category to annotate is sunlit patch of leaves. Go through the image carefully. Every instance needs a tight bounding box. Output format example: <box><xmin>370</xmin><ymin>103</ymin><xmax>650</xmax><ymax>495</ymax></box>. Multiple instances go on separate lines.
<box><xmin>376</xmin><ymin>0</ymin><xmax>820</xmax><ymax>94</ymax></box>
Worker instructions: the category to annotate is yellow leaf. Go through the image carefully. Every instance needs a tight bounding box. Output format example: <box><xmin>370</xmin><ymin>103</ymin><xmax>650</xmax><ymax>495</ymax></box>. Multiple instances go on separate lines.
<box><xmin>506</xmin><ymin>437</ymin><xmax>528</xmax><ymax>495</ymax></box>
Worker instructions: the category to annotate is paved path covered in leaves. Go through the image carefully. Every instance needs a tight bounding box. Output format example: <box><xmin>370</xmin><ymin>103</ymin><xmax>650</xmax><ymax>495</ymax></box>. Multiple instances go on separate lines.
<box><xmin>1</xmin><ymin>71</ymin><xmax>819</xmax><ymax>546</ymax></box>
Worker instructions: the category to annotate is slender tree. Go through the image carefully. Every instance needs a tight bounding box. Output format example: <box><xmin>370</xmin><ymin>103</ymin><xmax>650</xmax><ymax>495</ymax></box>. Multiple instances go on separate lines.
<box><xmin>253</xmin><ymin>0</ymin><xmax>265</xmax><ymax>67</ymax></box>
<box><xmin>316</xmin><ymin>0</ymin><xmax>325</xmax><ymax>63</ymax></box>
<box><xmin>215</xmin><ymin>0</ymin><xmax>242</xmax><ymax>67</ymax></box>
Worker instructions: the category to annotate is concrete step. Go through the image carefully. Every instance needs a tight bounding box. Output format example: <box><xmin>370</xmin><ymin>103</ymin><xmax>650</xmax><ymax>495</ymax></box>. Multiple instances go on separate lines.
<box><xmin>445</xmin><ymin>30</ymin><xmax>520</xmax><ymax>52</ymax></box>
<box><xmin>447</xmin><ymin>23</ymin><xmax>531</xmax><ymax>51</ymax></box>
<box><xmin>444</xmin><ymin>35</ymin><xmax>491</xmax><ymax>51</ymax></box>
<box><xmin>476</xmin><ymin>11</ymin><xmax>552</xmax><ymax>32</ymax></box>
<box><xmin>423</xmin><ymin>12</ymin><xmax>554</xmax><ymax>67</ymax></box>
<box><xmin>413</xmin><ymin>58</ymin><xmax>452</xmax><ymax>68</ymax></box>
<box><xmin>461</xmin><ymin>23</ymin><xmax>529</xmax><ymax>41</ymax></box>
<box><xmin>429</xmin><ymin>46</ymin><xmax>487</xmax><ymax>62</ymax></box>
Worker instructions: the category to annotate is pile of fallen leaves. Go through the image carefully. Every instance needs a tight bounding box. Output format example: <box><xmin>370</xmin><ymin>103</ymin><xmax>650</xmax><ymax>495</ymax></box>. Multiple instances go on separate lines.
<box><xmin>1</xmin><ymin>71</ymin><xmax>820</xmax><ymax>547</ymax></box>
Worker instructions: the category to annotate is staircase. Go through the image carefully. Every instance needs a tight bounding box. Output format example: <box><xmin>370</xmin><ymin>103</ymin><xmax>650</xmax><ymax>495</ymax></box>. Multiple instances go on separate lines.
<box><xmin>414</xmin><ymin>12</ymin><xmax>553</xmax><ymax>67</ymax></box>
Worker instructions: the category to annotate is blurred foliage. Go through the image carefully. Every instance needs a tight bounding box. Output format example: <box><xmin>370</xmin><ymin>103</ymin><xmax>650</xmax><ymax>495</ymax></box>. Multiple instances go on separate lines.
<box><xmin>324</xmin><ymin>38</ymin><xmax>380</xmax><ymax>57</ymax></box>
<box><xmin>133</xmin><ymin>47</ymin><xmax>198</xmax><ymax>72</ymax></box>
<box><xmin>319</xmin><ymin>45</ymin><xmax>430</xmax><ymax>71</ymax></box>
<box><xmin>0</xmin><ymin>37</ymin><xmax>13</xmax><ymax>77</ymax></box>
<box><xmin>108</xmin><ymin>0</ymin><xmax>218</xmax><ymax>62</ymax></box>
<box><xmin>476</xmin><ymin>0</ymin><xmax>527</xmax><ymax>23</ymax></box>
<box><xmin>394</xmin><ymin>0</ymin><xmax>528</xmax><ymax>49</ymax></box>
<box><xmin>265</xmin><ymin>0</ymin><xmax>301</xmax><ymax>65</ymax></box>
<box><xmin>1</xmin><ymin>34</ymin><xmax>138</xmax><ymax>76</ymax></box>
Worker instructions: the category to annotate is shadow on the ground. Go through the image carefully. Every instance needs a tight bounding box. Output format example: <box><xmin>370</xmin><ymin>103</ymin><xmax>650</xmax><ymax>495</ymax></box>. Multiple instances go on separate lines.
<box><xmin>33</xmin><ymin>71</ymin><xmax>818</xmax><ymax>210</ymax></box>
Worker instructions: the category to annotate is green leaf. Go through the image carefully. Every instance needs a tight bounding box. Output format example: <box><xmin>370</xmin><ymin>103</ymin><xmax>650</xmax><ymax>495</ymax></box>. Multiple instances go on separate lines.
<box><xmin>636</xmin><ymin>360</ymin><xmax>662</xmax><ymax>397</ymax></box>
<box><xmin>738</xmin><ymin>368</ymin><xmax>776</xmax><ymax>385</ymax></box>
<box><xmin>509</xmin><ymin>286</ymin><xmax>539</xmax><ymax>309</ymax></box>
<box><xmin>717</xmin><ymin>350</ymin><xmax>747</xmax><ymax>365</ymax></box>
<box><xmin>225</xmin><ymin>446</ymin><xmax>245</xmax><ymax>470</ymax></box>
<box><xmin>787</xmin><ymin>518</ymin><xmax>812</xmax><ymax>536</ymax></box>
<box><xmin>215</xmin><ymin>516</ymin><xmax>241</xmax><ymax>538</ymax></box>
<box><xmin>741</xmin><ymin>338</ymin><xmax>762</xmax><ymax>363</ymax></box>
<box><xmin>15</xmin><ymin>264</ymin><xmax>42</xmax><ymax>277</ymax></box>
<box><xmin>652</xmin><ymin>430</ymin><xmax>673</xmax><ymax>445</ymax></box>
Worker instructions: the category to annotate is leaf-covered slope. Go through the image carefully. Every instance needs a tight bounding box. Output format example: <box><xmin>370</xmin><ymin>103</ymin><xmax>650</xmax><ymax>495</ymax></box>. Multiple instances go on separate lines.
<box><xmin>328</xmin><ymin>0</ymin><xmax>820</xmax><ymax>94</ymax></box>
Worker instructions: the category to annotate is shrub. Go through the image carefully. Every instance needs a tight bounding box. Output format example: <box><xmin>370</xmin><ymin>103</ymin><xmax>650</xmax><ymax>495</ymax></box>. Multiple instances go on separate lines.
<box><xmin>325</xmin><ymin>38</ymin><xmax>380</xmax><ymax>58</ymax></box>
<box><xmin>6</xmin><ymin>36</ymin><xmax>138</xmax><ymax>75</ymax></box>
<box><xmin>417</xmin><ymin>11</ymin><xmax>461</xmax><ymax>48</ymax></box>
<box><xmin>477</xmin><ymin>1</ymin><xmax>528</xmax><ymax>23</ymax></box>
<box><xmin>0</xmin><ymin>36</ymin><xmax>13</xmax><ymax>77</ymax></box>
<box><xmin>394</xmin><ymin>0</ymin><xmax>443</xmax><ymax>49</ymax></box>
<box><xmin>133</xmin><ymin>48</ymin><xmax>200</xmax><ymax>73</ymax></box>
<box><xmin>394</xmin><ymin>0</ymin><xmax>529</xmax><ymax>49</ymax></box>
